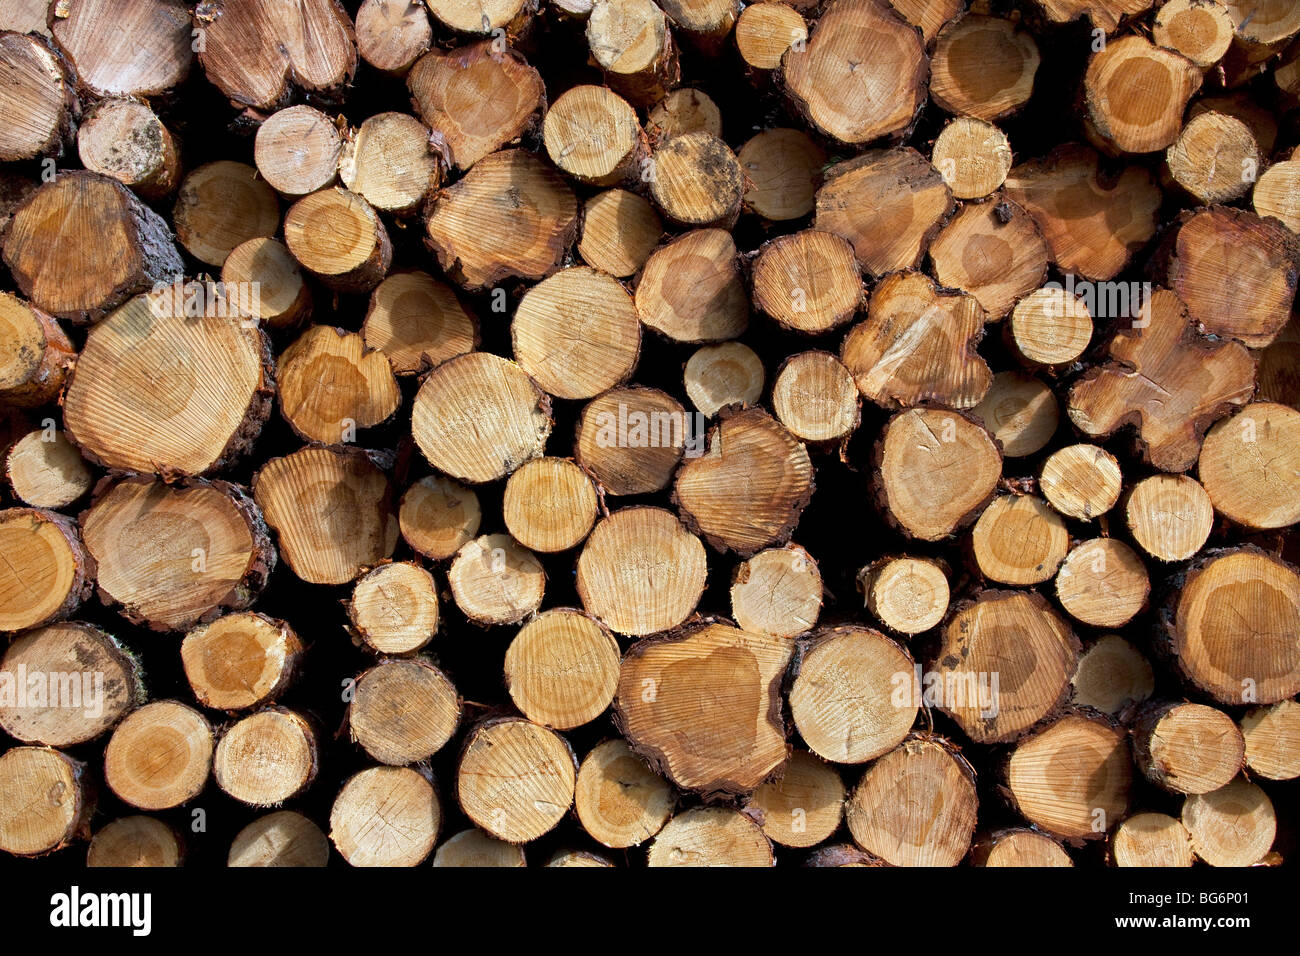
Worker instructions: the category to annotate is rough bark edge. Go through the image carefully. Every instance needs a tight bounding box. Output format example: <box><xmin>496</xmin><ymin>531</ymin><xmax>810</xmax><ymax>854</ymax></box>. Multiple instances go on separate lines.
<box><xmin>612</xmin><ymin>616</ymin><xmax>792</xmax><ymax>800</ymax></box>
<box><xmin>214</xmin><ymin>706</ymin><xmax>320</xmax><ymax>807</ymax></box>
<box><xmin>194</xmin><ymin>0</ymin><xmax>359</xmax><ymax>115</ymax></box>
<box><xmin>0</xmin><ymin>620</ymin><xmax>146</xmax><ymax>746</ymax></box>
<box><xmin>343</xmin><ymin>560</ymin><xmax>440</xmax><ymax>656</ymax></box>
<box><xmin>184</xmin><ymin>611</ymin><xmax>303</xmax><ymax>712</ymax></box>
<box><xmin>2</xmin><ymin>171</ymin><xmax>184</xmax><ymax>324</ymax></box>
<box><xmin>1158</xmin><ymin>544</ymin><xmax>1300</xmax><ymax>706</ymax></box>
<box><xmin>870</xmin><ymin>406</ymin><xmax>1003</xmax><ymax>542</ymax></box>
<box><xmin>1064</xmin><ymin>289</ymin><xmax>1256</xmax><ymax>473</ymax></box>
<box><xmin>928</xmin><ymin>588</ymin><xmax>1082</xmax><ymax>745</ymax></box>
<box><xmin>996</xmin><ymin>706</ymin><xmax>1131</xmax><ymax>847</ymax></box>
<box><xmin>79</xmin><ymin>474</ymin><xmax>276</xmax><ymax>633</ymax></box>
<box><xmin>669</xmin><ymin>405</ymin><xmax>816</xmax><ymax>558</ymax></box>
<box><xmin>0</xmin><ymin>30</ymin><xmax>80</xmax><ymax>162</ymax></box>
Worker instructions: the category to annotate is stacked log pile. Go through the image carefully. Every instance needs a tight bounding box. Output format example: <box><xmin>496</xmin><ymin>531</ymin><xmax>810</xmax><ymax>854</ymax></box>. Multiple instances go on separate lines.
<box><xmin>0</xmin><ymin>0</ymin><xmax>1297</xmax><ymax>868</ymax></box>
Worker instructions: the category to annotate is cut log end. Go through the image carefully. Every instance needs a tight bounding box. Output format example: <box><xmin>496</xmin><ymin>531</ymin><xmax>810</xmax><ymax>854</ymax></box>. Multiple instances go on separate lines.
<box><xmin>504</xmin><ymin>609</ymin><xmax>620</xmax><ymax>729</ymax></box>
<box><xmin>103</xmin><ymin>701</ymin><xmax>214</xmax><ymax>812</ymax></box>
<box><xmin>181</xmin><ymin>612</ymin><xmax>302</xmax><ymax>712</ymax></box>
<box><xmin>330</xmin><ymin>766</ymin><xmax>440</xmax><ymax>867</ymax></box>
<box><xmin>348</xmin><ymin>561</ymin><xmax>440</xmax><ymax>655</ymax></box>
<box><xmin>457</xmin><ymin>717</ymin><xmax>575</xmax><ymax>843</ymax></box>
<box><xmin>349</xmin><ymin>658</ymin><xmax>460</xmax><ymax>764</ymax></box>
<box><xmin>575</xmin><ymin>738</ymin><xmax>673</xmax><ymax>849</ymax></box>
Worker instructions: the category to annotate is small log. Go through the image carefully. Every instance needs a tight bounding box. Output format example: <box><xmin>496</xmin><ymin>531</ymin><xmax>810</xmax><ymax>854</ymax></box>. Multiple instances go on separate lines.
<box><xmin>363</xmin><ymin>271</ymin><xmax>477</xmax><ymax>376</ymax></box>
<box><xmin>220</xmin><ymin>237</ymin><xmax>312</xmax><ymax>331</ymax></box>
<box><xmin>737</xmin><ymin>128</ymin><xmax>825</xmax><ymax>221</ymax></box>
<box><xmin>735</xmin><ymin>2</ymin><xmax>806</xmax><ymax>71</ymax></box>
<box><xmin>456</xmin><ymin>717</ymin><xmax>576</xmax><ymax>842</ymax></box>
<box><xmin>339</xmin><ymin>111</ymin><xmax>442</xmax><ymax>215</ymax></box>
<box><xmin>1165</xmin><ymin>547</ymin><xmax>1300</xmax><ymax>705</ymax></box>
<box><xmin>788</xmin><ymin>625</ymin><xmax>916</xmax><ymax>764</ymax></box>
<box><xmin>845</xmin><ymin>735</ymin><xmax>979</xmax><ymax>866</ymax></box>
<box><xmin>673</xmin><ymin>407</ymin><xmax>814</xmax><ymax>556</ymax></box>
<box><xmin>780</xmin><ymin>0</ymin><xmax>926</xmax><ymax>145</ymax></box>
<box><xmin>411</xmin><ymin>351</ymin><xmax>551</xmax><ymax>484</ymax></box>
<box><xmin>1039</xmin><ymin>443</ymin><xmax>1123</xmax><ymax>520</ymax></box>
<box><xmin>814</xmin><ymin>147</ymin><xmax>954</xmax><ymax>278</ymax></box>
<box><xmin>574</xmin><ymin>386</ymin><xmax>689</xmax><ymax>496</ymax></box>
<box><xmin>858</xmin><ymin>555</ymin><xmax>949</xmax><ymax>636</ymax></box>
<box><xmin>87</xmin><ymin>817</ymin><xmax>182</xmax><ymax>867</ymax></box>
<box><xmin>1165</xmin><ymin>111</ymin><xmax>1259</xmax><ymax>204</ymax></box>
<box><xmin>971</xmin><ymin>494</ymin><xmax>1069</xmax><ymax>586</ymax></box>
<box><xmin>81</xmin><ymin>476</ymin><xmax>274</xmax><ymax>632</ymax></box>
<box><xmin>213</xmin><ymin>708</ymin><xmax>318</xmax><ymax>807</ymax></box>
<box><xmin>1111</xmin><ymin>812</ymin><xmax>1194</xmax><ymax>867</ymax></box>
<box><xmin>277</xmin><ymin>326</ymin><xmax>401</xmax><ymax>444</ymax></box>
<box><xmin>772</xmin><ymin>351</ymin><xmax>860</xmax><ymax>445</ymax></box>
<box><xmin>730</xmin><ymin>544</ymin><xmax>823</xmax><ymax>638</ymax></box>
<box><xmin>54</xmin><ymin>0</ymin><xmax>191</xmax><ymax>98</ymax></box>
<box><xmin>1008</xmin><ymin>286</ymin><xmax>1094</xmax><ymax>368</ymax></box>
<box><xmin>586</xmin><ymin>0</ymin><xmax>679</xmax><ymax>106</ymax></box>
<box><xmin>646</xmin><ymin>88</ymin><xmax>721</xmax><ymax>143</ymax></box>
<box><xmin>1199</xmin><ymin>402</ymin><xmax>1300</xmax><ymax>529</ymax></box>
<box><xmin>348</xmin><ymin>658</ymin><xmax>460</xmax><ymax>764</ymax></box>
<box><xmin>181</xmin><ymin>612</ymin><xmax>302</xmax><ymax>711</ymax></box>
<box><xmin>1154</xmin><ymin>0</ymin><xmax>1235</xmax><ymax>67</ymax></box>
<box><xmin>254</xmin><ymin>105</ymin><xmax>342</xmax><ymax>197</ymax></box>
<box><xmin>1181</xmin><ymin>778</ymin><xmax>1276</xmax><ymax>866</ymax></box>
<box><xmin>0</xmin><ymin>293</ymin><xmax>73</xmax><ymax>408</ymax></box>
<box><xmin>511</xmin><ymin>266</ymin><xmax>641</xmax><ymax>401</ymax></box>
<box><xmin>635</xmin><ymin>229</ymin><xmax>749</xmax><ymax>343</ymax></box>
<box><xmin>542</xmin><ymin>85</ymin><xmax>643</xmax><ymax>187</ymax></box>
<box><xmin>574</xmin><ymin>738</ymin><xmax>673</xmax><ymax>849</ymax></box>
<box><xmin>173</xmin><ymin>161</ymin><xmax>280</xmax><ymax>268</ymax></box>
<box><xmin>228</xmin><ymin>811</ymin><xmax>329</xmax><ymax>867</ymax></box>
<box><xmin>751</xmin><ymin>229</ymin><xmax>862</xmax><ymax>335</ymax></box>
<box><xmin>647</xmin><ymin>808</ymin><xmax>773</xmax><ymax>867</ymax></box>
<box><xmin>355</xmin><ymin>0</ymin><xmax>431</xmax><ymax>75</ymax></box>
<box><xmin>1070</xmin><ymin>635</ymin><xmax>1154</xmax><ymax>716</ymax></box>
<box><xmin>431</xmin><ymin>829</ymin><xmax>526</xmax><ymax>867</ymax></box>
<box><xmin>648</xmin><ymin>131</ymin><xmax>743</xmax><ymax>229</ymax></box>
<box><xmin>398</xmin><ymin>476</ymin><xmax>481</xmax><ymax>561</ymax></box>
<box><xmin>447</xmin><ymin>533</ymin><xmax>546</xmax><ymax>625</ymax></box>
<box><xmin>0</xmin><ymin>32</ymin><xmax>76</xmax><ymax>163</ymax></box>
<box><xmin>1004</xmin><ymin>711</ymin><xmax>1131</xmax><ymax>842</ymax></box>
<box><xmin>5</xmin><ymin>429</ymin><xmax>92</xmax><ymax>511</ymax></box>
<box><xmin>3</xmin><ymin>170</ymin><xmax>184</xmax><ymax>322</ymax></box>
<box><xmin>928</xmin><ymin>198</ymin><xmax>1049</xmax><ymax>321</ymax></box>
<box><xmin>1056</xmin><ymin>538</ymin><xmax>1150</xmax><ymax>629</ymax></box>
<box><xmin>684</xmin><ymin>341</ymin><xmax>764</xmax><ymax>417</ymax></box>
<box><xmin>502</xmin><ymin>457</ymin><xmax>599</xmax><ymax>553</ymax></box>
<box><xmin>1133</xmin><ymin>701</ymin><xmax>1245</xmax><ymax>795</ymax></box>
<box><xmin>504</xmin><ymin>608</ymin><xmax>620</xmax><ymax>729</ymax></box>
<box><xmin>969</xmin><ymin>371</ymin><xmax>1060</xmax><ymax>458</ymax></box>
<box><xmin>0</xmin><ymin>508</ymin><xmax>91</xmax><ymax>633</ymax></box>
<box><xmin>329</xmin><ymin>766</ymin><xmax>440</xmax><ymax>866</ymax></box>
<box><xmin>930</xmin><ymin>15</ymin><xmax>1039</xmax><ymax>121</ymax></box>
<box><xmin>1084</xmin><ymin>35</ymin><xmax>1201</xmax><ymax>154</ymax></box>
<box><xmin>407</xmin><ymin>41</ymin><xmax>544</xmax><ymax>171</ymax></box>
<box><xmin>576</xmin><ymin>506</ymin><xmax>706</xmax><ymax>635</ymax></box>
<box><xmin>252</xmin><ymin>446</ymin><xmax>398</xmax><ymax>586</ymax></box>
<box><xmin>874</xmin><ymin>408</ymin><xmax>1002</xmax><ymax>541</ymax></box>
<box><xmin>1252</xmin><ymin>157</ymin><xmax>1300</xmax><ymax>232</ymax></box>
<box><xmin>577</xmin><ymin>188</ymin><xmax>663</xmax><ymax>277</ymax></box>
<box><xmin>746</xmin><ymin>751</ymin><xmax>844</xmax><ymax>849</ymax></box>
<box><xmin>103</xmin><ymin>701</ymin><xmax>213</xmax><ymax>811</ymax></box>
<box><xmin>347</xmin><ymin>561</ymin><xmax>440</xmax><ymax>654</ymax></box>
<box><xmin>424</xmin><ymin>148</ymin><xmax>578</xmax><ymax>289</ymax></box>
<box><xmin>929</xmin><ymin>590</ymin><xmax>1078</xmax><ymax>743</ymax></box>
<box><xmin>0</xmin><ymin>747</ymin><xmax>90</xmax><ymax>856</ymax></box>
<box><xmin>615</xmin><ymin>621</ymin><xmax>793</xmax><ymax>795</ymax></box>
<box><xmin>1125</xmin><ymin>474</ymin><xmax>1214</xmax><ymax>562</ymax></box>
<box><xmin>932</xmin><ymin>118</ymin><xmax>1013</xmax><ymax>200</ymax></box>
<box><xmin>283</xmin><ymin>187</ymin><xmax>392</xmax><ymax>293</ymax></box>
<box><xmin>0</xmin><ymin>622</ymin><xmax>141</xmax><ymax>746</ymax></box>
<box><xmin>971</xmin><ymin>829</ymin><xmax>1072</xmax><ymax>867</ymax></box>
<box><xmin>62</xmin><ymin>286</ymin><xmax>273</xmax><ymax>476</ymax></box>
<box><xmin>1240</xmin><ymin>700</ymin><xmax>1300</xmax><ymax>781</ymax></box>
